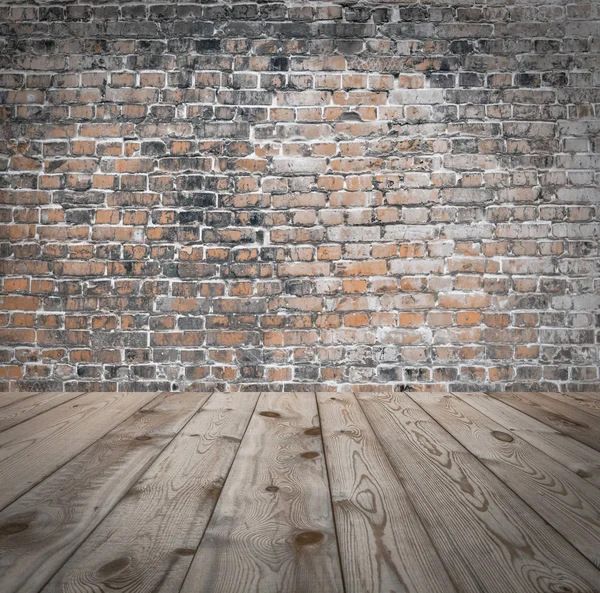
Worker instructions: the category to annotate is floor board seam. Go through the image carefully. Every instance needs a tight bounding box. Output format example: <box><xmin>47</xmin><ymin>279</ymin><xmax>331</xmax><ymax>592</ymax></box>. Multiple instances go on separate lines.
<box><xmin>176</xmin><ymin>390</ymin><xmax>262</xmax><ymax>593</ymax></box>
<box><xmin>0</xmin><ymin>391</ymin><xmax>164</xmax><ymax>512</ymax></box>
<box><xmin>351</xmin><ymin>390</ymin><xmax>463</xmax><ymax>593</ymax></box>
<box><xmin>405</xmin><ymin>391</ymin><xmax>600</xmax><ymax>574</ymax></box>
<box><xmin>315</xmin><ymin>390</ymin><xmax>349</xmax><ymax>593</ymax></box>
<box><xmin>30</xmin><ymin>390</ymin><xmax>216</xmax><ymax>593</ymax></box>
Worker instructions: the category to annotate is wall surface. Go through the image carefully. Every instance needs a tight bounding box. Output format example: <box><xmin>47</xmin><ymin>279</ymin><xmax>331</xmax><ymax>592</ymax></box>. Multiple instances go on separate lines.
<box><xmin>0</xmin><ymin>0</ymin><xmax>599</xmax><ymax>392</ymax></box>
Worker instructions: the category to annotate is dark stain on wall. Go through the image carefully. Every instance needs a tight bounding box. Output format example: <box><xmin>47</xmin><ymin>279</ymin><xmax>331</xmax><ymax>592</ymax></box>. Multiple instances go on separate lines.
<box><xmin>0</xmin><ymin>1</ymin><xmax>599</xmax><ymax>392</ymax></box>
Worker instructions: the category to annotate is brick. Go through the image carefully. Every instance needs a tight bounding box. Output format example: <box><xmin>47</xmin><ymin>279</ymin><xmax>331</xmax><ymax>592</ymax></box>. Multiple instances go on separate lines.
<box><xmin>386</xmin><ymin>189</ymin><xmax>439</xmax><ymax>205</ymax></box>
<box><xmin>501</xmin><ymin>258</ymin><xmax>554</xmax><ymax>275</ymax></box>
<box><xmin>398</xmin><ymin>313</ymin><xmax>425</xmax><ymax>327</ymax></box>
<box><xmin>0</xmin><ymin>296</ymin><xmax>39</xmax><ymax>311</ymax></box>
<box><xmin>54</xmin><ymin>262</ymin><xmax>105</xmax><ymax>277</ymax></box>
<box><xmin>272</xmin><ymin>158</ymin><xmax>328</xmax><ymax>175</ymax></box>
<box><xmin>278</xmin><ymin>263</ymin><xmax>330</xmax><ymax>277</ymax></box>
<box><xmin>334</xmin><ymin>261</ymin><xmax>387</xmax><ymax>276</ymax></box>
<box><xmin>0</xmin><ymin>4</ymin><xmax>596</xmax><ymax>393</ymax></box>
<box><xmin>390</xmin><ymin>259</ymin><xmax>444</xmax><ymax>275</ymax></box>
<box><xmin>151</xmin><ymin>332</ymin><xmax>204</xmax><ymax>347</ymax></box>
<box><xmin>438</xmin><ymin>293</ymin><xmax>492</xmax><ymax>309</ymax></box>
<box><xmin>389</xmin><ymin>90</ymin><xmax>444</xmax><ymax>104</ymax></box>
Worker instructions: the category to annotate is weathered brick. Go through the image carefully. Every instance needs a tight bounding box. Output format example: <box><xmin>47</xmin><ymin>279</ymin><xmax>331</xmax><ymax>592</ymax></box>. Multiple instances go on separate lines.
<box><xmin>334</xmin><ymin>261</ymin><xmax>387</xmax><ymax>276</ymax></box>
<box><xmin>54</xmin><ymin>262</ymin><xmax>105</xmax><ymax>277</ymax></box>
<box><xmin>0</xmin><ymin>2</ymin><xmax>596</xmax><ymax>392</ymax></box>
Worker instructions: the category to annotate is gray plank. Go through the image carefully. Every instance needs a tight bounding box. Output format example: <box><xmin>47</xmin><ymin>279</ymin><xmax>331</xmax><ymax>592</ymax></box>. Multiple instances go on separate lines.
<box><xmin>541</xmin><ymin>392</ymin><xmax>600</xmax><ymax>418</ymax></box>
<box><xmin>411</xmin><ymin>392</ymin><xmax>600</xmax><ymax>568</ymax></box>
<box><xmin>357</xmin><ymin>391</ymin><xmax>600</xmax><ymax>593</ymax></box>
<box><xmin>0</xmin><ymin>391</ymin><xmax>159</xmax><ymax>510</ymax></box>
<box><xmin>179</xmin><ymin>392</ymin><xmax>345</xmax><ymax>593</ymax></box>
<box><xmin>0</xmin><ymin>391</ymin><xmax>211</xmax><ymax>593</ymax></box>
<box><xmin>453</xmin><ymin>392</ymin><xmax>600</xmax><ymax>489</ymax></box>
<box><xmin>0</xmin><ymin>393</ymin><xmax>39</xmax><ymax>410</ymax></box>
<box><xmin>490</xmin><ymin>392</ymin><xmax>600</xmax><ymax>452</ymax></box>
<box><xmin>0</xmin><ymin>391</ymin><xmax>84</xmax><ymax>432</ymax></box>
<box><xmin>317</xmin><ymin>391</ymin><xmax>456</xmax><ymax>593</ymax></box>
<box><xmin>42</xmin><ymin>392</ymin><xmax>259</xmax><ymax>593</ymax></box>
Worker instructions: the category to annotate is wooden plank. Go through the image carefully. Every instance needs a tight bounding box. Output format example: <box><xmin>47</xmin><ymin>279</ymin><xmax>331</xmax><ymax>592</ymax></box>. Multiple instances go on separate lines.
<box><xmin>453</xmin><ymin>392</ymin><xmax>600</xmax><ymax>489</ymax></box>
<box><xmin>540</xmin><ymin>392</ymin><xmax>600</xmax><ymax>418</ymax></box>
<box><xmin>357</xmin><ymin>392</ymin><xmax>600</xmax><ymax>593</ymax></box>
<box><xmin>179</xmin><ymin>392</ymin><xmax>345</xmax><ymax>593</ymax></box>
<box><xmin>0</xmin><ymin>392</ymin><xmax>39</xmax><ymax>410</ymax></box>
<box><xmin>0</xmin><ymin>391</ymin><xmax>159</xmax><ymax>510</ymax></box>
<box><xmin>0</xmin><ymin>391</ymin><xmax>211</xmax><ymax>593</ymax></box>
<box><xmin>317</xmin><ymin>391</ymin><xmax>457</xmax><ymax>593</ymax></box>
<box><xmin>0</xmin><ymin>391</ymin><xmax>84</xmax><ymax>432</ymax></box>
<box><xmin>411</xmin><ymin>392</ymin><xmax>600</xmax><ymax>568</ymax></box>
<box><xmin>490</xmin><ymin>392</ymin><xmax>600</xmax><ymax>452</ymax></box>
<box><xmin>41</xmin><ymin>391</ymin><xmax>260</xmax><ymax>593</ymax></box>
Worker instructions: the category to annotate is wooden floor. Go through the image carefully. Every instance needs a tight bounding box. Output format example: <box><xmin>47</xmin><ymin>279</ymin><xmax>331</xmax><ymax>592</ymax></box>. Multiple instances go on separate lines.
<box><xmin>0</xmin><ymin>391</ymin><xmax>599</xmax><ymax>593</ymax></box>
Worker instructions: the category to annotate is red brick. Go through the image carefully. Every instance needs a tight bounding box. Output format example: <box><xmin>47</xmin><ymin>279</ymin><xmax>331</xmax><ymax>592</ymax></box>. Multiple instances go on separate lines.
<box><xmin>398</xmin><ymin>313</ymin><xmax>425</xmax><ymax>327</ymax></box>
<box><xmin>54</xmin><ymin>261</ymin><xmax>105</xmax><ymax>277</ymax></box>
<box><xmin>0</xmin><ymin>9</ymin><xmax>592</xmax><ymax>394</ymax></box>
<box><xmin>344</xmin><ymin>312</ymin><xmax>369</xmax><ymax>327</ymax></box>
<box><xmin>334</xmin><ymin>260</ymin><xmax>387</xmax><ymax>276</ymax></box>
<box><xmin>0</xmin><ymin>329</ymin><xmax>36</xmax><ymax>343</ymax></box>
<box><xmin>151</xmin><ymin>332</ymin><xmax>204</xmax><ymax>347</ymax></box>
<box><xmin>0</xmin><ymin>296</ymin><xmax>39</xmax><ymax>311</ymax></box>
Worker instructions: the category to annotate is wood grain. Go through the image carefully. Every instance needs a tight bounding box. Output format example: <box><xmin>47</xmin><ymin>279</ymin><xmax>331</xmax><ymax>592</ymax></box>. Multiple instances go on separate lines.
<box><xmin>0</xmin><ymin>391</ymin><xmax>159</xmax><ymax>510</ymax></box>
<box><xmin>0</xmin><ymin>391</ymin><xmax>84</xmax><ymax>433</ymax></box>
<box><xmin>317</xmin><ymin>391</ymin><xmax>456</xmax><ymax>593</ymax></box>
<box><xmin>0</xmin><ymin>393</ymin><xmax>39</xmax><ymax>410</ymax></box>
<box><xmin>0</xmin><ymin>391</ymin><xmax>210</xmax><ymax>593</ymax></box>
<box><xmin>411</xmin><ymin>392</ymin><xmax>600</xmax><ymax>568</ymax></box>
<box><xmin>2</xmin><ymin>391</ymin><xmax>600</xmax><ymax>593</ymax></box>
<box><xmin>179</xmin><ymin>392</ymin><xmax>345</xmax><ymax>593</ymax></box>
<box><xmin>42</xmin><ymin>391</ymin><xmax>259</xmax><ymax>593</ymax></box>
<box><xmin>453</xmin><ymin>392</ymin><xmax>600</xmax><ymax>489</ymax></box>
<box><xmin>357</xmin><ymin>391</ymin><xmax>600</xmax><ymax>593</ymax></box>
<box><xmin>490</xmin><ymin>392</ymin><xmax>600</xmax><ymax>452</ymax></box>
<box><xmin>540</xmin><ymin>392</ymin><xmax>600</xmax><ymax>418</ymax></box>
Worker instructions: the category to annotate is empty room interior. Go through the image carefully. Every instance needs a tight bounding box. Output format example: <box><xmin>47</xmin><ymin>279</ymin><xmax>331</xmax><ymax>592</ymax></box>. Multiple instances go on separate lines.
<box><xmin>0</xmin><ymin>0</ymin><xmax>599</xmax><ymax>592</ymax></box>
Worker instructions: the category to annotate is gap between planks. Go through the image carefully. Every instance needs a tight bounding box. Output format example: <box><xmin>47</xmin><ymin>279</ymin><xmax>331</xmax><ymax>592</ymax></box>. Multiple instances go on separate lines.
<box><xmin>356</xmin><ymin>391</ymin><xmax>600</xmax><ymax>593</ymax></box>
<box><xmin>410</xmin><ymin>392</ymin><xmax>600</xmax><ymax>568</ymax></box>
<box><xmin>1</xmin><ymin>391</ymin><xmax>600</xmax><ymax>593</ymax></box>
<box><xmin>41</xmin><ymin>391</ymin><xmax>259</xmax><ymax>593</ymax></box>
<box><xmin>0</xmin><ymin>391</ymin><xmax>213</xmax><ymax>593</ymax></box>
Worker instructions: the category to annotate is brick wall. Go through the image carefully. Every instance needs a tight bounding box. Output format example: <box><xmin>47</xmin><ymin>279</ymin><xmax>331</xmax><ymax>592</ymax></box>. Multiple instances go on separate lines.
<box><xmin>1</xmin><ymin>1</ymin><xmax>599</xmax><ymax>392</ymax></box>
